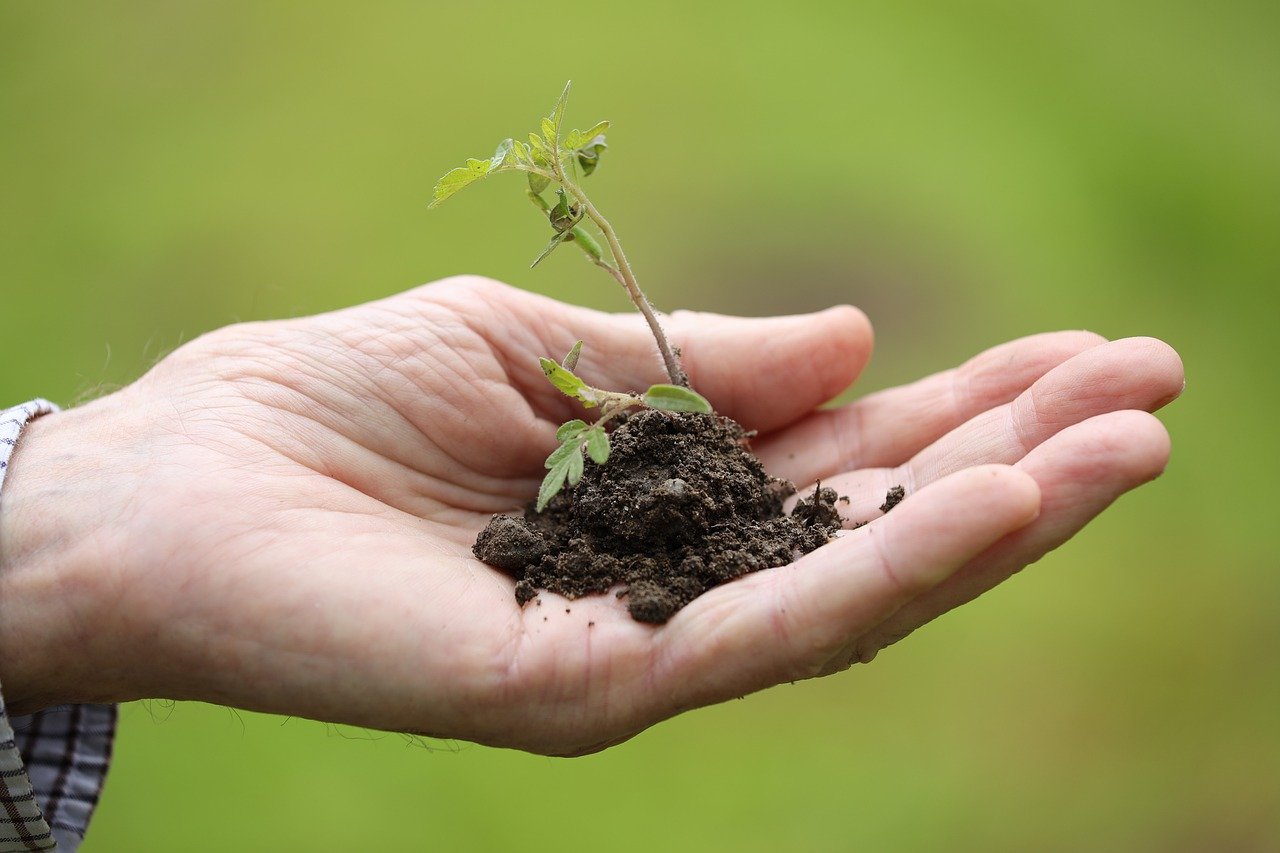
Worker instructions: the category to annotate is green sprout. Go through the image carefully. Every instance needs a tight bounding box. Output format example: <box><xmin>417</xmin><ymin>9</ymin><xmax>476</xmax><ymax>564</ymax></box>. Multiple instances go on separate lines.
<box><xmin>430</xmin><ymin>82</ymin><xmax>714</xmax><ymax>510</ymax></box>
<box><xmin>534</xmin><ymin>341</ymin><xmax>710</xmax><ymax>510</ymax></box>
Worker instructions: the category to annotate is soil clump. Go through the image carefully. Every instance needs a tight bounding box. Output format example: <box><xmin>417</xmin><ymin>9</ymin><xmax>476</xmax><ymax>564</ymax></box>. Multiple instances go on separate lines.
<box><xmin>473</xmin><ymin>409</ymin><xmax>847</xmax><ymax>623</ymax></box>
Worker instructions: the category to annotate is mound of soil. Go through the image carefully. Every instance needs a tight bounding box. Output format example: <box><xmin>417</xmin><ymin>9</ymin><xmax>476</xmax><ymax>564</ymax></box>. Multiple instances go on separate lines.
<box><xmin>473</xmin><ymin>409</ymin><xmax>848</xmax><ymax>623</ymax></box>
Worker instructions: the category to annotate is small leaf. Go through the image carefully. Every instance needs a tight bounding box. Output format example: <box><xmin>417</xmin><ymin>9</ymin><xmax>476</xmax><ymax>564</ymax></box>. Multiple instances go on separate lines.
<box><xmin>541</xmin><ymin>117</ymin><xmax>557</xmax><ymax>145</ymax></box>
<box><xmin>539</xmin><ymin>357</ymin><xmax>588</xmax><ymax>398</ymax></box>
<box><xmin>565</xmin><ymin>120</ymin><xmax>609</xmax><ymax>151</ymax></box>
<box><xmin>566</xmin><ymin>448</ymin><xmax>585</xmax><ymax>485</ymax></box>
<box><xmin>547</xmin><ymin>80</ymin><xmax>571</xmax><ymax>140</ymax></box>
<box><xmin>579</xmin><ymin>120</ymin><xmax>610</xmax><ymax>141</ymax></box>
<box><xmin>530</xmin><ymin>231</ymin><xmax>571</xmax><ymax>268</ymax></box>
<box><xmin>537</xmin><ymin>458</ymin><xmax>572</xmax><ymax>511</ymax></box>
<box><xmin>429</xmin><ymin>143</ymin><xmax>520</xmax><ymax>208</ymax></box>
<box><xmin>561</xmin><ymin>340</ymin><xmax>583</xmax><ymax>371</ymax></box>
<box><xmin>575</xmin><ymin>133</ymin><xmax>607</xmax><ymax>177</ymax></box>
<box><xmin>528</xmin><ymin>171</ymin><xmax>550</xmax><ymax>194</ymax></box>
<box><xmin>492</xmin><ymin>138</ymin><xmax>514</xmax><ymax>167</ymax></box>
<box><xmin>643</xmin><ymin>384</ymin><xmax>713</xmax><ymax>413</ymax></box>
<box><xmin>586</xmin><ymin>427</ymin><xmax>610</xmax><ymax>464</ymax></box>
<box><xmin>556</xmin><ymin>419</ymin><xmax>589</xmax><ymax>441</ymax></box>
<box><xmin>429</xmin><ymin>165</ymin><xmax>487</xmax><ymax>208</ymax></box>
<box><xmin>528</xmin><ymin>132</ymin><xmax>546</xmax><ymax>152</ymax></box>
<box><xmin>545</xmin><ymin>439</ymin><xmax>580</xmax><ymax>469</ymax></box>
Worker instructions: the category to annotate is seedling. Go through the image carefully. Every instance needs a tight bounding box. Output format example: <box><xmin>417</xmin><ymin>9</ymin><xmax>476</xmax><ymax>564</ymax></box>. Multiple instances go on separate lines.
<box><xmin>535</xmin><ymin>340</ymin><xmax>710</xmax><ymax>509</ymax></box>
<box><xmin>430</xmin><ymin>82</ymin><xmax>711</xmax><ymax>509</ymax></box>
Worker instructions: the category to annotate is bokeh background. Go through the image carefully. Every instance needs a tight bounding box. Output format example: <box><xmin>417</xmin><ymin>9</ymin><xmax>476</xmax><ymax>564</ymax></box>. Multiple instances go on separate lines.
<box><xmin>2</xmin><ymin>2</ymin><xmax>1276</xmax><ymax>850</ymax></box>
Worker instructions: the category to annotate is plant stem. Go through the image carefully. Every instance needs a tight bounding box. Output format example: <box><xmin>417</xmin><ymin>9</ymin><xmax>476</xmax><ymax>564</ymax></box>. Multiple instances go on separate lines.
<box><xmin>577</xmin><ymin>197</ymin><xmax>686</xmax><ymax>387</ymax></box>
<box><xmin>548</xmin><ymin>164</ymin><xmax>687</xmax><ymax>387</ymax></box>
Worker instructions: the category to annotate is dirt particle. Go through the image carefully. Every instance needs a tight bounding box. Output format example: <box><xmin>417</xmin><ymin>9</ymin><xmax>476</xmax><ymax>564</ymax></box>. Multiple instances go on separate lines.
<box><xmin>880</xmin><ymin>485</ymin><xmax>905</xmax><ymax>513</ymax></box>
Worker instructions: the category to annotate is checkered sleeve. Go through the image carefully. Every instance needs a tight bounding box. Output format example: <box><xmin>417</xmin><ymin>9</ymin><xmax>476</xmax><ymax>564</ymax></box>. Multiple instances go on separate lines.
<box><xmin>1</xmin><ymin>400</ymin><xmax>117</xmax><ymax>852</ymax></box>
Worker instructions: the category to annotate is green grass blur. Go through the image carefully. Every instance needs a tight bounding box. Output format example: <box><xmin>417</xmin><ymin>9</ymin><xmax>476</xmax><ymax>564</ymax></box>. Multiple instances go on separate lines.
<box><xmin>2</xmin><ymin>2</ymin><xmax>1276</xmax><ymax>850</ymax></box>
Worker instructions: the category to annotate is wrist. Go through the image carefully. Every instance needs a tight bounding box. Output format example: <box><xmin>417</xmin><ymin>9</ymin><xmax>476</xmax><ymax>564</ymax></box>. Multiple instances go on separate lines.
<box><xmin>0</xmin><ymin>396</ymin><xmax>139</xmax><ymax>713</ymax></box>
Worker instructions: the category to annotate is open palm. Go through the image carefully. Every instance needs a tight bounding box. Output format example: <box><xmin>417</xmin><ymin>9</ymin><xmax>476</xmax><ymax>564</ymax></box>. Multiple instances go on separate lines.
<box><xmin>20</xmin><ymin>277</ymin><xmax>1180</xmax><ymax>756</ymax></box>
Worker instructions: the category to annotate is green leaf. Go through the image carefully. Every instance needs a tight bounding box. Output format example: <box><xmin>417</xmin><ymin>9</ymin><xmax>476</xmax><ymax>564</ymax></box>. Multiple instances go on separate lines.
<box><xmin>429</xmin><ymin>165</ymin><xmax>486</xmax><ymax>208</ymax></box>
<box><xmin>537</xmin><ymin>457</ymin><xmax>572</xmax><ymax>511</ymax></box>
<box><xmin>539</xmin><ymin>357</ymin><xmax>591</xmax><ymax>401</ymax></box>
<box><xmin>530</xmin><ymin>231</ymin><xmax>571</xmax><ymax>268</ymax></box>
<box><xmin>561</xmin><ymin>340</ymin><xmax>583</xmax><ymax>371</ymax></box>
<box><xmin>528</xmin><ymin>132</ymin><xmax>546</xmax><ymax>152</ymax></box>
<box><xmin>528</xmin><ymin>171</ymin><xmax>550</xmax><ymax>194</ymax></box>
<box><xmin>585</xmin><ymin>427</ymin><xmax>610</xmax><ymax>464</ymax></box>
<box><xmin>580</xmin><ymin>120</ymin><xmax>609</xmax><ymax>142</ymax></box>
<box><xmin>492</xmin><ymin>138</ymin><xmax>514</xmax><ymax>167</ymax></box>
<box><xmin>547</xmin><ymin>80</ymin><xmax>571</xmax><ymax>143</ymax></box>
<box><xmin>643</xmin><ymin>384</ymin><xmax>713</xmax><ymax>413</ymax></box>
<box><xmin>541</xmin><ymin>117</ymin><xmax>557</xmax><ymax>145</ymax></box>
<box><xmin>556</xmin><ymin>418</ymin><xmax>589</xmax><ymax>441</ymax></box>
<box><xmin>575</xmin><ymin>134</ymin><xmax>607</xmax><ymax>177</ymax></box>
<box><xmin>545</xmin><ymin>439</ymin><xmax>580</xmax><ymax>468</ymax></box>
<box><xmin>566</xmin><ymin>448</ymin><xmax>585</xmax><ymax>485</ymax></box>
<box><xmin>564</xmin><ymin>120</ymin><xmax>609</xmax><ymax>151</ymax></box>
<box><xmin>429</xmin><ymin>144</ymin><xmax>520</xmax><ymax>208</ymax></box>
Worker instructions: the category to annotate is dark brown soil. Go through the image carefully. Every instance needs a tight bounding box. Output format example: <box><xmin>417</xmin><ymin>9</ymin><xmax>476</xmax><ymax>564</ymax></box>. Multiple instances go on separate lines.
<box><xmin>473</xmin><ymin>410</ymin><xmax>847</xmax><ymax>624</ymax></box>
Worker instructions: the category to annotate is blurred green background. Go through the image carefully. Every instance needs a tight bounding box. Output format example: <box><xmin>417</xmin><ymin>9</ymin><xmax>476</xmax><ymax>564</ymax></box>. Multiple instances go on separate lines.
<box><xmin>2</xmin><ymin>2</ymin><xmax>1276</xmax><ymax>850</ymax></box>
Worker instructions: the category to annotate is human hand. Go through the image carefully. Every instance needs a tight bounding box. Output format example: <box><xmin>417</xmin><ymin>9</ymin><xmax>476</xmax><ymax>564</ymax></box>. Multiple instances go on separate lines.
<box><xmin>0</xmin><ymin>277</ymin><xmax>1182</xmax><ymax>755</ymax></box>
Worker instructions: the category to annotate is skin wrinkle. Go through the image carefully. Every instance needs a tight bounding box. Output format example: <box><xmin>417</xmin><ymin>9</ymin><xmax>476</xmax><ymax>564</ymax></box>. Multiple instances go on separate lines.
<box><xmin>762</xmin><ymin>570</ymin><xmax>803</xmax><ymax>674</ymax></box>
<box><xmin>827</xmin><ymin>401</ymin><xmax>864</xmax><ymax>475</ymax></box>
<box><xmin>360</xmin><ymin>302</ymin><xmax>498</xmax><ymax>419</ymax></box>
<box><xmin>167</xmin><ymin>408</ymin><xmax>464</xmax><ymax>541</ymax></box>
<box><xmin>437</xmin><ymin>281</ymin><xmax>555</xmax><ymax>397</ymax></box>
<box><xmin>951</xmin><ymin>347</ymin><xmax>977</xmax><ymax>455</ymax></box>
<box><xmin>1009</xmin><ymin>387</ymin><xmax>1042</xmax><ymax>457</ymax></box>
<box><xmin>767</xmin><ymin>570</ymin><xmax>838</xmax><ymax>681</ymax></box>
<box><xmin>495</xmin><ymin>614</ymin><xmax>572</xmax><ymax>747</ymax></box>
<box><xmin>867</xmin><ymin>518</ymin><xmax>910</xmax><ymax>599</ymax></box>
<box><xmin>225</xmin><ymin>327</ymin><xmax>427</xmax><ymax>473</ymax></box>
<box><xmin>160</xmin><ymin>531</ymin><xmax>464</xmax><ymax>723</ymax></box>
<box><xmin>651</xmin><ymin>598</ymin><xmax>712</xmax><ymax>708</ymax></box>
<box><xmin>207</xmin><ymin>339</ymin><xmax>527</xmax><ymax>512</ymax></box>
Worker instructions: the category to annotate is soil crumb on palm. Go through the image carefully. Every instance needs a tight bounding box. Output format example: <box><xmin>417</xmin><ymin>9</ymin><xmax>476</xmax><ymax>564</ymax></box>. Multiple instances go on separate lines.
<box><xmin>473</xmin><ymin>410</ymin><xmax>844</xmax><ymax>623</ymax></box>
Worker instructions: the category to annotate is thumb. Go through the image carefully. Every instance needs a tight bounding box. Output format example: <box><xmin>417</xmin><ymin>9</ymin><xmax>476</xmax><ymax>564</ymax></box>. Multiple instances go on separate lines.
<box><xmin>562</xmin><ymin>300</ymin><xmax>873</xmax><ymax>434</ymax></box>
<box><xmin>394</xmin><ymin>276</ymin><xmax>873</xmax><ymax>433</ymax></box>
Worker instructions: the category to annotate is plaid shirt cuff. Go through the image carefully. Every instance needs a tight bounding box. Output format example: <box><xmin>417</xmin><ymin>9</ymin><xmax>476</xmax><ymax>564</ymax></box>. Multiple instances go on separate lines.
<box><xmin>1</xmin><ymin>400</ymin><xmax>117</xmax><ymax>852</ymax></box>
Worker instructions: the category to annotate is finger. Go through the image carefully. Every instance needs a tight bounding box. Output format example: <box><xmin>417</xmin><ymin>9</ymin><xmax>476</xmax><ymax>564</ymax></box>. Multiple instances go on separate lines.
<box><xmin>654</xmin><ymin>465</ymin><xmax>1040</xmax><ymax>710</ymax></box>
<box><xmin>423</xmin><ymin>277</ymin><xmax>874</xmax><ymax>434</ymax></box>
<box><xmin>775</xmin><ymin>337</ymin><xmax>1183</xmax><ymax>525</ymax></box>
<box><xmin>902</xmin><ymin>337</ymin><xmax>1183</xmax><ymax>487</ymax></box>
<box><xmin>756</xmin><ymin>330</ymin><xmax>1107</xmax><ymax>484</ymax></box>
<box><xmin>851</xmin><ymin>410</ymin><xmax>1172</xmax><ymax>664</ymax></box>
<box><xmin>570</xmin><ymin>303</ymin><xmax>873</xmax><ymax>434</ymax></box>
<box><xmin>669</xmin><ymin>305</ymin><xmax>874</xmax><ymax>434</ymax></box>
